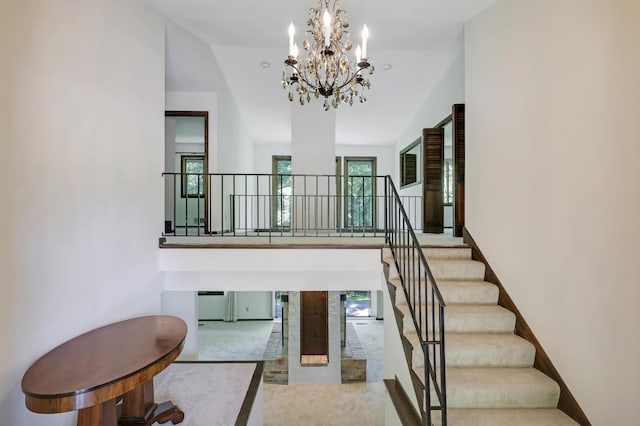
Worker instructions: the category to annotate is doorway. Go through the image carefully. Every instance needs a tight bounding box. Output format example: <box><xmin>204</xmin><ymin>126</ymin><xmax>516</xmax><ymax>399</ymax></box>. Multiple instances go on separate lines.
<box><xmin>300</xmin><ymin>291</ymin><xmax>329</xmax><ymax>365</ymax></box>
<box><xmin>164</xmin><ymin>111</ymin><xmax>209</xmax><ymax>235</ymax></box>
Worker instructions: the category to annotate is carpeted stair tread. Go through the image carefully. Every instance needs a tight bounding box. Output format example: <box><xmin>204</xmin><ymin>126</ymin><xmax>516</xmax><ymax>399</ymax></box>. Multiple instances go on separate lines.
<box><xmin>394</xmin><ymin>280</ymin><xmax>500</xmax><ymax>305</ymax></box>
<box><xmin>382</xmin><ymin>246</ymin><xmax>470</xmax><ymax>264</ymax></box>
<box><xmin>429</xmin><ymin>259</ymin><xmax>486</xmax><ymax>281</ymax></box>
<box><xmin>404</xmin><ymin>331</ymin><xmax>535</xmax><ymax>368</ymax></box>
<box><xmin>434</xmin><ymin>408</ymin><xmax>579</xmax><ymax>425</ymax></box>
<box><xmin>384</xmin><ymin>256</ymin><xmax>485</xmax><ymax>281</ymax></box>
<box><xmin>415</xmin><ymin>366</ymin><xmax>561</xmax><ymax>409</ymax></box>
<box><xmin>423</xmin><ymin>246</ymin><xmax>472</xmax><ymax>260</ymax></box>
<box><xmin>397</xmin><ymin>303</ymin><xmax>516</xmax><ymax>335</ymax></box>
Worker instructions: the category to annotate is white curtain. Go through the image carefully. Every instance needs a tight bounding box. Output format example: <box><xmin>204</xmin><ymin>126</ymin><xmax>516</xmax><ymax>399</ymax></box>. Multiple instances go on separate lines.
<box><xmin>224</xmin><ymin>291</ymin><xmax>237</xmax><ymax>322</ymax></box>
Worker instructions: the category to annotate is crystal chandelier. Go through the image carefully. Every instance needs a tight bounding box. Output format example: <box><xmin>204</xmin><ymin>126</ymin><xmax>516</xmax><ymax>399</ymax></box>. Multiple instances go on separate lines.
<box><xmin>282</xmin><ymin>0</ymin><xmax>374</xmax><ymax>110</ymax></box>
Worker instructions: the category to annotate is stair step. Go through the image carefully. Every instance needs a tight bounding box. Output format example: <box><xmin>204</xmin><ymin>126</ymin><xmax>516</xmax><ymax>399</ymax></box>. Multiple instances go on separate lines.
<box><xmin>382</xmin><ymin>246</ymin><xmax>471</xmax><ymax>263</ymax></box>
<box><xmin>397</xmin><ymin>303</ymin><xmax>516</xmax><ymax>335</ymax></box>
<box><xmin>394</xmin><ymin>280</ymin><xmax>499</xmax><ymax>305</ymax></box>
<box><xmin>387</xmin><ymin>259</ymin><xmax>486</xmax><ymax>281</ymax></box>
<box><xmin>415</xmin><ymin>366</ymin><xmax>561</xmax><ymax>408</ymax></box>
<box><xmin>404</xmin><ymin>331</ymin><xmax>535</xmax><ymax>368</ymax></box>
<box><xmin>430</xmin><ymin>259</ymin><xmax>486</xmax><ymax>280</ymax></box>
<box><xmin>424</xmin><ymin>246</ymin><xmax>472</xmax><ymax>260</ymax></box>
<box><xmin>433</xmin><ymin>408</ymin><xmax>579</xmax><ymax>426</ymax></box>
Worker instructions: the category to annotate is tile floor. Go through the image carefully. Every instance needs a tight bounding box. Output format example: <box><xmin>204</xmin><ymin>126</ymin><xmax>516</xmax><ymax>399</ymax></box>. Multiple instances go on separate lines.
<box><xmin>197</xmin><ymin>318</ymin><xmax>385</xmax><ymax>425</ymax></box>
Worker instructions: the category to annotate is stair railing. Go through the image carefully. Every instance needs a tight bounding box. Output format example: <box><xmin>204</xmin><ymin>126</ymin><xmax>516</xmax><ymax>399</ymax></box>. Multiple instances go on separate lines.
<box><xmin>385</xmin><ymin>176</ymin><xmax>447</xmax><ymax>426</ymax></box>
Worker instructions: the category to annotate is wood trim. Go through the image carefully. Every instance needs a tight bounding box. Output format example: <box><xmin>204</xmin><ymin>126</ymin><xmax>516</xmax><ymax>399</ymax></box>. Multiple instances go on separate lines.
<box><xmin>159</xmin><ymin>242</ymin><xmax>386</xmax><ymax>250</ymax></box>
<box><xmin>434</xmin><ymin>114</ymin><xmax>452</xmax><ymax>129</ymax></box>
<box><xmin>462</xmin><ymin>228</ymin><xmax>591</xmax><ymax>426</ymax></box>
<box><xmin>165</xmin><ymin>111</ymin><xmax>209</xmax><ymax>234</ymax></box>
<box><xmin>384</xmin><ymin>378</ymin><xmax>423</xmax><ymax>426</ymax></box>
<box><xmin>171</xmin><ymin>361</ymin><xmax>264</xmax><ymax>426</ymax></box>
<box><xmin>452</xmin><ymin>104</ymin><xmax>465</xmax><ymax>238</ymax></box>
<box><xmin>235</xmin><ymin>361</ymin><xmax>265</xmax><ymax>426</ymax></box>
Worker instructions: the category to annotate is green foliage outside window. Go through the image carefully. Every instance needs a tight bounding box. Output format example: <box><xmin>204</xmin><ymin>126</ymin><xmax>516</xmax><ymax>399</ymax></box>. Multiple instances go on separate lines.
<box><xmin>346</xmin><ymin>160</ymin><xmax>374</xmax><ymax>228</ymax></box>
<box><xmin>181</xmin><ymin>155</ymin><xmax>204</xmax><ymax>198</ymax></box>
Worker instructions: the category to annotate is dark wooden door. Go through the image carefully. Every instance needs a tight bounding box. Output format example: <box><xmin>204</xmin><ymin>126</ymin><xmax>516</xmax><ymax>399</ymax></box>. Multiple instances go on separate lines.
<box><xmin>423</xmin><ymin>128</ymin><xmax>445</xmax><ymax>233</ymax></box>
<box><xmin>300</xmin><ymin>291</ymin><xmax>328</xmax><ymax>356</ymax></box>
<box><xmin>453</xmin><ymin>104</ymin><xmax>465</xmax><ymax>237</ymax></box>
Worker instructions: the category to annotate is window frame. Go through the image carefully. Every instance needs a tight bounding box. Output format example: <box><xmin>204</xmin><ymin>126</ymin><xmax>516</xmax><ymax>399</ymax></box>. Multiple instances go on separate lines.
<box><xmin>180</xmin><ymin>155</ymin><xmax>205</xmax><ymax>198</ymax></box>
<box><xmin>399</xmin><ymin>137</ymin><xmax>422</xmax><ymax>188</ymax></box>
<box><xmin>343</xmin><ymin>156</ymin><xmax>377</xmax><ymax>230</ymax></box>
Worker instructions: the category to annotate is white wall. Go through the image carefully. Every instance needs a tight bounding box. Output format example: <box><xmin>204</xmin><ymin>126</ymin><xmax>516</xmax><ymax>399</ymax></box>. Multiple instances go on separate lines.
<box><xmin>237</xmin><ymin>292</ymin><xmax>274</xmax><ymax>320</ymax></box>
<box><xmin>0</xmin><ymin>1</ymin><xmax>165</xmax><ymax>425</ymax></box>
<box><xmin>160</xmin><ymin>249</ymin><xmax>382</xmax><ymax>292</ymax></box>
<box><xmin>395</xmin><ymin>47</ymin><xmax>465</xmax><ymax>196</ymax></box>
<box><xmin>198</xmin><ymin>292</ymin><xmax>273</xmax><ymax>320</ymax></box>
<box><xmin>465</xmin><ymin>1</ymin><xmax>640</xmax><ymax>424</ymax></box>
<box><xmin>164</xmin><ymin>19</ymin><xmax>255</xmax><ymax>233</ymax></box>
<box><xmin>164</xmin><ymin>18</ymin><xmax>255</xmax><ymax>175</ymax></box>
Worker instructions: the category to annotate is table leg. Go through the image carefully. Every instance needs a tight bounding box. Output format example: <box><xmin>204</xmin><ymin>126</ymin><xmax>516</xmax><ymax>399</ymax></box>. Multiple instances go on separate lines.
<box><xmin>77</xmin><ymin>399</ymin><xmax>117</xmax><ymax>426</ymax></box>
<box><xmin>118</xmin><ymin>379</ymin><xmax>184</xmax><ymax>425</ymax></box>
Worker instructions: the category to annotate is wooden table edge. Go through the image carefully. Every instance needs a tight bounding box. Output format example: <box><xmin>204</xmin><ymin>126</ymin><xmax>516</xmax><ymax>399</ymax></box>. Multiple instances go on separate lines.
<box><xmin>23</xmin><ymin>337</ymin><xmax>185</xmax><ymax>414</ymax></box>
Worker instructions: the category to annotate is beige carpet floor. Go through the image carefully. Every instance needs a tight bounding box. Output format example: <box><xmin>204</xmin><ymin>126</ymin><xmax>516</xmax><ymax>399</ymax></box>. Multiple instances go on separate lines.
<box><xmin>263</xmin><ymin>382</ymin><xmax>385</xmax><ymax>426</ymax></box>
<box><xmin>198</xmin><ymin>320</ymin><xmax>274</xmax><ymax>361</ymax></box>
<box><xmin>153</xmin><ymin>362</ymin><xmax>258</xmax><ymax>426</ymax></box>
<box><xmin>196</xmin><ymin>315</ymin><xmax>387</xmax><ymax>425</ymax></box>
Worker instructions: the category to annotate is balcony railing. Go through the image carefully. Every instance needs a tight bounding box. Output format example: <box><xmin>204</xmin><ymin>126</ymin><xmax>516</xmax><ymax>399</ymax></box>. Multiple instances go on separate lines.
<box><xmin>162</xmin><ymin>173</ymin><xmax>422</xmax><ymax>238</ymax></box>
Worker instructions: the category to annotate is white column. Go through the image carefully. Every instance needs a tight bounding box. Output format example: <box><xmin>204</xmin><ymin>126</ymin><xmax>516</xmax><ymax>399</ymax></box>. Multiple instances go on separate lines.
<box><xmin>291</xmin><ymin>105</ymin><xmax>336</xmax><ymax>231</ymax></box>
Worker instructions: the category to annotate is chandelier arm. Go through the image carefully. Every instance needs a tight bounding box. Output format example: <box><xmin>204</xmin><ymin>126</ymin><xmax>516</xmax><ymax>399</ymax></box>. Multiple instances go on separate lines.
<box><xmin>286</xmin><ymin>63</ymin><xmax>317</xmax><ymax>95</ymax></box>
<box><xmin>334</xmin><ymin>66</ymin><xmax>366</xmax><ymax>91</ymax></box>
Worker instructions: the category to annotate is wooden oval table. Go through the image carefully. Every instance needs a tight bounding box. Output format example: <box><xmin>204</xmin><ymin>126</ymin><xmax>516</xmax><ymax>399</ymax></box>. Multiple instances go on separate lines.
<box><xmin>22</xmin><ymin>315</ymin><xmax>187</xmax><ymax>426</ymax></box>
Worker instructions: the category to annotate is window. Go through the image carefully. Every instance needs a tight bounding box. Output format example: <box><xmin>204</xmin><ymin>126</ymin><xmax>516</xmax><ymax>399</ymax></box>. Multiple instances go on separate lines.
<box><xmin>181</xmin><ymin>155</ymin><xmax>204</xmax><ymax>198</ymax></box>
<box><xmin>444</xmin><ymin>159</ymin><xmax>453</xmax><ymax>205</ymax></box>
<box><xmin>400</xmin><ymin>138</ymin><xmax>421</xmax><ymax>188</ymax></box>
<box><xmin>344</xmin><ymin>157</ymin><xmax>376</xmax><ymax>229</ymax></box>
<box><xmin>272</xmin><ymin>156</ymin><xmax>292</xmax><ymax>228</ymax></box>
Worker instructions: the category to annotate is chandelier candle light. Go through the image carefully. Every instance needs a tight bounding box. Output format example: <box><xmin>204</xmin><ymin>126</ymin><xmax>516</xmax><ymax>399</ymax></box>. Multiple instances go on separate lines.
<box><xmin>282</xmin><ymin>0</ymin><xmax>374</xmax><ymax>110</ymax></box>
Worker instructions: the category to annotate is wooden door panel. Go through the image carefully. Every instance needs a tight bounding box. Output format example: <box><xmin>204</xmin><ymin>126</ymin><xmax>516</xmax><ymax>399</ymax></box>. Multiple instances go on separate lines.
<box><xmin>423</xmin><ymin>128</ymin><xmax>444</xmax><ymax>233</ymax></box>
<box><xmin>300</xmin><ymin>291</ymin><xmax>328</xmax><ymax>356</ymax></box>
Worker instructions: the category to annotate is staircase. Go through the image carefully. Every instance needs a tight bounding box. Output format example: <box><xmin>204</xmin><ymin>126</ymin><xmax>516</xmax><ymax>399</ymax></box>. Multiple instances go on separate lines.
<box><xmin>383</xmin><ymin>245</ymin><xmax>579</xmax><ymax>426</ymax></box>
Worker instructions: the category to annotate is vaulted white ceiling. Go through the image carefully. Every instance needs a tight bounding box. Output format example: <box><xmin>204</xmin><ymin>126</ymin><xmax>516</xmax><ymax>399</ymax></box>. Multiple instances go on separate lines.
<box><xmin>148</xmin><ymin>0</ymin><xmax>497</xmax><ymax>145</ymax></box>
